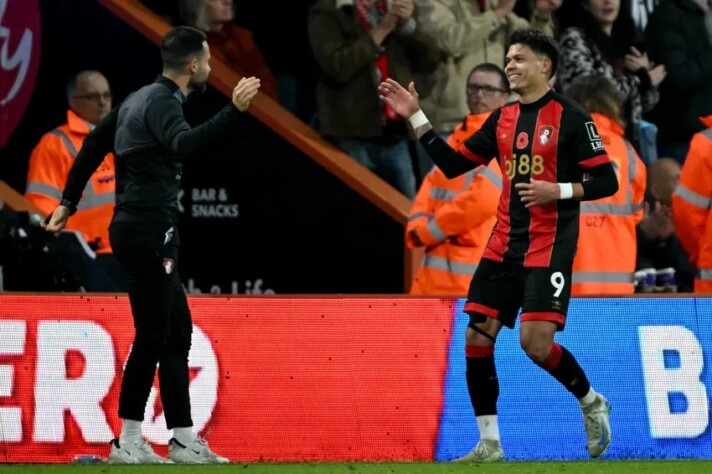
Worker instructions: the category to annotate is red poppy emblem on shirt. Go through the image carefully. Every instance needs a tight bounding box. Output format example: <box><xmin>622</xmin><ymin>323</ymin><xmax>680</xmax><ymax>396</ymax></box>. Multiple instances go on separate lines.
<box><xmin>516</xmin><ymin>132</ymin><xmax>529</xmax><ymax>149</ymax></box>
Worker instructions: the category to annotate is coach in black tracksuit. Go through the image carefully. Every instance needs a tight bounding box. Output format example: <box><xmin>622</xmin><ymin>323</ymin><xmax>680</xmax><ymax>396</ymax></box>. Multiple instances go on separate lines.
<box><xmin>44</xmin><ymin>27</ymin><xmax>260</xmax><ymax>462</ymax></box>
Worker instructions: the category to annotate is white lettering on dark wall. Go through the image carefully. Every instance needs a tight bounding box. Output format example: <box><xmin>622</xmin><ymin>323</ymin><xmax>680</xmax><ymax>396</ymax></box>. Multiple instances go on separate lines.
<box><xmin>0</xmin><ymin>0</ymin><xmax>33</xmax><ymax>105</ymax></box>
<box><xmin>180</xmin><ymin>188</ymin><xmax>240</xmax><ymax>219</ymax></box>
<box><xmin>186</xmin><ymin>278</ymin><xmax>276</xmax><ymax>295</ymax></box>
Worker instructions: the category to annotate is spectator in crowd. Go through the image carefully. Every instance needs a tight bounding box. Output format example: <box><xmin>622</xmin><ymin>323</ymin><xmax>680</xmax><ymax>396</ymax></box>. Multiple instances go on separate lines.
<box><xmin>179</xmin><ymin>0</ymin><xmax>279</xmax><ymax>100</ymax></box>
<box><xmin>645</xmin><ymin>0</ymin><xmax>712</xmax><ymax>163</ymax></box>
<box><xmin>558</xmin><ymin>0</ymin><xmax>665</xmax><ymax>148</ymax></box>
<box><xmin>565</xmin><ymin>75</ymin><xmax>646</xmax><ymax>295</ymax></box>
<box><xmin>672</xmin><ymin>116</ymin><xmax>712</xmax><ymax>293</ymax></box>
<box><xmin>638</xmin><ymin>158</ymin><xmax>694</xmax><ymax>292</ymax></box>
<box><xmin>413</xmin><ymin>0</ymin><xmax>559</xmax><ymax>136</ymax></box>
<box><xmin>25</xmin><ymin>70</ymin><xmax>126</xmax><ymax>291</ymax></box>
<box><xmin>407</xmin><ymin>63</ymin><xmax>506</xmax><ymax>295</ymax></box>
<box><xmin>308</xmin><ymin>0</ymin><xmax>440</xmax><ymax>199</ymax></box>
<box><xmin>627</xmin><ymin>0</ymin><xmax>659</xmax><ymax>34</ymax></box>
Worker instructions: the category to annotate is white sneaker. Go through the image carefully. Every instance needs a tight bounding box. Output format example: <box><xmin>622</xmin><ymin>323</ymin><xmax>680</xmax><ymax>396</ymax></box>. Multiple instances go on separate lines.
<box><xmin>450</xmin><ymin>439</ymin><xmax>505</xmax><ymax>462</ymax></box>
<box><xmin>108</xmin><ymin>438</ymin><xmax>171</xmax><ymax>464</ymax></box>
<box><xmin>583</xmin><ymin>393</ymin><xmax>612</xmax><ymax>458</ymax></box>
<box><xmin>168</xmin><ymin>437</ymin><xmax>230</xmax><ymax>464</ymax></box>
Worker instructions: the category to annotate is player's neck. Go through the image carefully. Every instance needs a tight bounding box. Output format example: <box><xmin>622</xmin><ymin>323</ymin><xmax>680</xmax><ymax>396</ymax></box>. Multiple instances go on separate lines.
<box><xmin>518</xmin><ymin>85</ymin><xmax>551</xmax><ymax>105</ymax></box>
<box><xmin>161</xmin><ymin>72</ymin><xmax>191</xmax><ymax>97</ymax></box>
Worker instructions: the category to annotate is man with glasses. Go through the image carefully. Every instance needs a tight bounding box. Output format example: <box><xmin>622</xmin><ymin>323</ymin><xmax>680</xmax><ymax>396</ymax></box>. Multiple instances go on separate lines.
<box><xmin>26</xmin><ymin>70</ymin><xmax>126</xmax><ymax>290</ymax></box>
<box><xmin>407</xmin><ymin>63</ymin><xmax>507</xmax><ymax>295</ymax></box>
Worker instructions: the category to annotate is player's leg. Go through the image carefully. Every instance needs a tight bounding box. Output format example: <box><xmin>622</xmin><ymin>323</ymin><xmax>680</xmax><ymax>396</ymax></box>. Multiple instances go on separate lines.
<box><xmin>520</xmin><ymin>267</ymin><xmax>611</xmax><ymax>458</ymax></box>
<box><xmin>108</xmin><ymin>222</ymin><xmax>172</xmax><ymax>464</ymax></box>
<box><xmin>452</xmin><ymin>259</ymin><xmax>522</xmax><ymax>462</ymax></box>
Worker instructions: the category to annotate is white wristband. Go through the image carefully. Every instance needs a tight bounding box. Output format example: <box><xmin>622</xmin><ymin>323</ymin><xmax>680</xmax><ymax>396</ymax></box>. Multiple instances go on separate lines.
<box><xmin>408</xmin><ymin>110</ymin><xmax>429</xmax><ymax>129</ymax></box>
<box><xmin>558</xmin><ymin>182</ymin><xmax>574</xmax><ymax>200</ymax></box>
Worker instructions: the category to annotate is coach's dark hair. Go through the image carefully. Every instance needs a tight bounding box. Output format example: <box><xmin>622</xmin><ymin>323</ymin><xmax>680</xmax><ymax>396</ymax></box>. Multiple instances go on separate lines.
<box><xmin>468</xmin><ymin>63</ymin><xmax>510</xmax><ymax>94</ymax></box>
<box><xmin>161</xmin><ymin>26</ymin><xmax>207</xmax><ymax>71</ymax></box>
<box><xmin>565</xmin><ymin>75</ymin><xmax>625</xmax><ymax>127</ymax></box>
<box><xmin>508</xmin><ymin>29</ymin><xmax>559</xmax><ymax>79</ymax></box>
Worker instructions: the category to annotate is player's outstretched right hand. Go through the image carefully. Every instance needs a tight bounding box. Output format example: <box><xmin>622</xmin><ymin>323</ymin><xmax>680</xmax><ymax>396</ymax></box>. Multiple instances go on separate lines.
<box><xmin>378</xmin><ymin>78</ymin><xmax>421</xmax><ymax>120</ymax></box>
<box><xmin>42</xmin><ymin>205</ymin><xmax>71</xmax><ymax>234</ymax></box>
<box><xmin>232</xmin><ymin>77</ymin><xmax>261</xmax><ymax>112</ymax></box>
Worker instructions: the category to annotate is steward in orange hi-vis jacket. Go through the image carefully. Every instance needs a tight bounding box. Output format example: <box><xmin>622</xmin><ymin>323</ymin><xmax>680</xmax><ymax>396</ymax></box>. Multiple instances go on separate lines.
<box><xmin>407</xmin><ymin>112</ymin><xmax>502</xmax><ymax>295</ymax></box>
<box><xmin>673</xmin><ymin>115</ymin><xmax>712</xmax><ymax>293</ymax></box>
<box><xmin>565</xmin><ymin>75</ymin><xmax>645</xmax><ymax>295</ymax></box>
<box><xmin>26</xmin><ymin>109</ymin><xmax>115</xmax><ymax>254</ymax></box>
<box><xmin>571</xmin><ymin>113</ymin><xmax>646</xmax><ymax>295</ymax></box>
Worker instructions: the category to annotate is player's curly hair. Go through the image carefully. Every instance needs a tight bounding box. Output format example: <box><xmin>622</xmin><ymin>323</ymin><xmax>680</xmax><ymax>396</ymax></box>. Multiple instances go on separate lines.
<box><xmin>508</xmin><ymin>29</ymin><xmax>560</xmax><ymax>79</ymax></box>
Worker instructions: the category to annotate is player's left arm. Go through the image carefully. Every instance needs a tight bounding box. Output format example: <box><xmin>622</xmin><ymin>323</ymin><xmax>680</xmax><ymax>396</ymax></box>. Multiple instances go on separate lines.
<box><xmin>571</xmin><ymin>110</ymin><xmax>619</xmax><ymax>201</ymax></box>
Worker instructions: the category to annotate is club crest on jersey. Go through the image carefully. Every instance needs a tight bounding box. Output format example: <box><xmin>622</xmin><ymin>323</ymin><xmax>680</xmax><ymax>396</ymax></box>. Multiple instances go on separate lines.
<box><xmin>538</xmin><ymin>126</ymin><xmax>553</xmax><ymax>145</ymax></box>
<box><xmin>516</xmin><ymin>131</ymin><xmax>529</xmax><ymax>149</ymax></box>
<box><xmin>163</xmin><ymin>258</ymin><xmax>175</xmax><ymax>275</ymax></box>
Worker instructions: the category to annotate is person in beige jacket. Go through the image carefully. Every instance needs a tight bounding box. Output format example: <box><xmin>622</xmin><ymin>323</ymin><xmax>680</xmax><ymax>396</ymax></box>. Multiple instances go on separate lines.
<box><xmin>415</xmin><ymin>0</ymin><xmax>560</xmax><ymax>135</ymax></box>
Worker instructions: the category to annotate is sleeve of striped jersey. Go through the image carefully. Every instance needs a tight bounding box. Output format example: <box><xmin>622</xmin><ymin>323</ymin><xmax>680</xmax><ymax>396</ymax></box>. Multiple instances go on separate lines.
<box><xmin>419</xmin><ymin>129</ymin><xmax>483</xmax><ymax>179</ymax></box>
<box><xmin>460</xmin><ymin>110</ymin><xmax>498</xmax><ymax>166</ymax></box>
<box><xmin>567</xmin><ymin>107</ymin><xmax>611</xmax><ymax>169</ymax></box>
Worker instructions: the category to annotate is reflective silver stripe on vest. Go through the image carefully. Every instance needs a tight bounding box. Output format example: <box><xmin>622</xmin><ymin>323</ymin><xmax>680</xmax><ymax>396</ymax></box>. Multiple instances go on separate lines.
<box><xmin>49</xmin><ymin>129</ymin><xmax>79</xmax><ymax>156</ymax></box>
<box><xmin>702</xmin><ymin>128</ymin><xmax>712</xmax><ymax>141</ymax></box>
<box><xmin>430</xmin><ymin>167</ymin><xmax>502</xmax><ymax>201</ymax></box>
<box><xmin>478</xmin><ymin>166</ymin><xmax>503</xmax><ymax>190</ymax></box>
<box><xmin>580</xmin><ymin>140</ymin><xmax>639</xmax><ymax>216</ymax></box>
<box><xmin>579</xmin><ymin>202</ymin><xmax>636</xmax><ymax>215</ymax></box>
<box><xmin>698</xmin><ymin>269</ymin><xmax>712</xmax><ymax>281</ymax></box>
<box><xmin>431</xmin><ymin>187</ymin><xmax>458</xmax><ymax>201</ymax></box>
<box><xmin>49</xmin><ymin>128</ymin><xmax>115</xmax><ymax>210</ymax></box>
<box><xmin>422</xmin><ymin>254</ymin><xmax>478</xmax><ymax>275</ymax></box>
<box><xmin>77</xmin><ymin>191</ymin><xmax>115</xmax><ymax>210</ymax></box>
<box><xmin>572</xmin><ymin>271</ymin><xmax>634</xmax><ymax>284</ymax></box>
<box><xmin>675</xmin><ymin>184</ymin><xmax>712</xmax><ymax>209</ymax></box>
<box><xmin>626</xmin><ymin>141</ymin><xmax>637</xmax><ymax>184</ymax></box>
<box><xmin>462</xmin><ymin>169</ymin><xmax>476</xmax><ymax>190</ymax></box>
<box><xmin>26</xmin><ymin>181</ymin><xmax>63</xmax><ymax>200</ymax></box>
<box><xmin>427</xmin><ymin>219</ymin><xmax>447</xmax><ymax>242</ymax></box>
<box><xmin>408</xmin><ymin>212</ymin><xmax>431</xmax><ymax>222</ymax></box>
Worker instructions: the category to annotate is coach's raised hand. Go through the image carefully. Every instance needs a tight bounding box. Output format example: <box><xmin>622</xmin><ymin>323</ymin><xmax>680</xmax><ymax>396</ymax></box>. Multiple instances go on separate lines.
<box><xmin>232</xmin><ymin>76</ymin><xmax>261</xmax><ymax>112</ymax></box>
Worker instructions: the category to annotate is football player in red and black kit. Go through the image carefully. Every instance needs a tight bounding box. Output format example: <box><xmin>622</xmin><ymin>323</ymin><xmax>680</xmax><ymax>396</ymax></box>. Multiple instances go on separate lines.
<box><xmin>379</xmin><ymin>29</ymin><xmax>616</xmax><ymax>461</ymax></box>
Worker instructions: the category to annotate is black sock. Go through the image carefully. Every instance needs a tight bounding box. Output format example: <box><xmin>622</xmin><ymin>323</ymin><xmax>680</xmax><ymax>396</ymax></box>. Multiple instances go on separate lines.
<box><xmin>465</xmin><ymin>345</ymin><xmax>499</xmax><ymax>416</ymax></box>
<box><xmin>540</xmin><ymin>343</ymin><xmax>591</xmax><ymax>399</ymax></box>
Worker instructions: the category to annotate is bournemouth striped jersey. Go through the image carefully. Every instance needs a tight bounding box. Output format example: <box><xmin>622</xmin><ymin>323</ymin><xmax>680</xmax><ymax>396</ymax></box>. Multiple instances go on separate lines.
<box><xmin>457</xmin><ymin>90</ymin><xmax>611</xmax><ymax>268</ymax></box>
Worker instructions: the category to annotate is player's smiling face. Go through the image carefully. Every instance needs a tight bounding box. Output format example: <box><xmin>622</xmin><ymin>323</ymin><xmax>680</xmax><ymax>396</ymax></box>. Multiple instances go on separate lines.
<box><xmin>505</xmin><ymin>44</ymin><xmax>550</xmax><ymax>95</ymax></box>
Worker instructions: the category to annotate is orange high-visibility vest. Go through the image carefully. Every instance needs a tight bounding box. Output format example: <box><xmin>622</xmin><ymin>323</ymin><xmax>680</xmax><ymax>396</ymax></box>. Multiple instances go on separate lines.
<box><xmin>25</xmin><ymin>110</ymin><xmax>116</xmax><ymax>254</ymax></box>
<box><xmin>407</xmin><ymin>113</ymin><xmax>502</xmax><ymax>295</ymax></box>
<box><xmin>572</xmin><ymin>113</ymin><xmax>646</xmax><ymax>295</ymax></box>
<box><xmin>673</xmin><ymin>115</ymin><xmax>712</xmax><ymax>293</ymax></box>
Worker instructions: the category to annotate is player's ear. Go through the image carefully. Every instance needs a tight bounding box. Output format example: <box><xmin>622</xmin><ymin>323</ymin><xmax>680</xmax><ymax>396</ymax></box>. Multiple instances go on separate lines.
<box><xmin>540</xmin><ymin>57</ymin><xmax>552</xmax><ymax>77</ymax></box>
